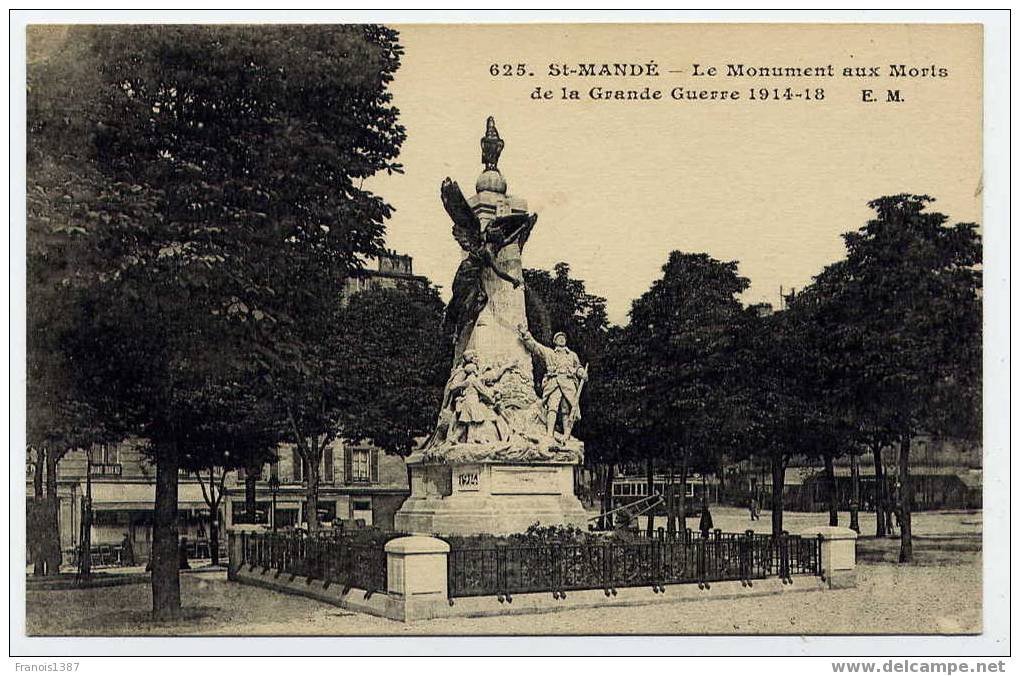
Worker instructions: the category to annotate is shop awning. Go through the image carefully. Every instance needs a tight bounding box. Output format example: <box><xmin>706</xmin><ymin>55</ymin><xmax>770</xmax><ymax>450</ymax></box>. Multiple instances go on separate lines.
<box><xmin>80</xmin><ymin>481</ymin><xmax>210</xmax><ymax>511</ymax></box>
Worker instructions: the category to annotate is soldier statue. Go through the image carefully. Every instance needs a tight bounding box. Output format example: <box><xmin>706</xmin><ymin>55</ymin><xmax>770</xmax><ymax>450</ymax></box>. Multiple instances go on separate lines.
<box><xmin>517</xmin><ymin>325</ymin><xmax>588</xmax><ymax>440</ymax></box>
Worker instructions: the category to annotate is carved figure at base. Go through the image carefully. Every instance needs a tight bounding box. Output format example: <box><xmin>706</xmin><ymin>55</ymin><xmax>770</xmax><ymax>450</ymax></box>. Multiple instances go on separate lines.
<box><xmin>441</xmin><ymin>353</ymin><xmax>519</xmax><ymax>445</ymax></box>
<box><xmin>448</xmin><ymin>362</ymin><xmax>501</xmax><ymax>444</ymax></box>
<box><xmin>517</xmin><ymin>325</ymin><xmax>588</xmax><ymax>440</ymax></box>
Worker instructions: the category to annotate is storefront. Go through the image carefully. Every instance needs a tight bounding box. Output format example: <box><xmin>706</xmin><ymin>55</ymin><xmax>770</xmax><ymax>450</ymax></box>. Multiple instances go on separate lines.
<box><xmin>71</xmin><ymin>481</ymin><xmax>221</xmax><ymax>563</ymax></box>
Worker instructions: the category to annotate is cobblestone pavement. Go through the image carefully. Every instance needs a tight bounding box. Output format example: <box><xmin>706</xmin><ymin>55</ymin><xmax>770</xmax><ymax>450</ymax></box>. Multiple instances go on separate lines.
<box><xmin>26</xmin><ymin>510</ymin><xmax>981</xmax><ymax>637</ymax></box>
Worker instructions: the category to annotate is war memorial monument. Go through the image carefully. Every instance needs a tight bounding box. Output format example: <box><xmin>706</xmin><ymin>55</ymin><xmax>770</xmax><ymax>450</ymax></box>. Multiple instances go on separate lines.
<box><xmin>394</xmin><ymin>118</ymin><xmax>591</xmax><ymax>535</ymax></box>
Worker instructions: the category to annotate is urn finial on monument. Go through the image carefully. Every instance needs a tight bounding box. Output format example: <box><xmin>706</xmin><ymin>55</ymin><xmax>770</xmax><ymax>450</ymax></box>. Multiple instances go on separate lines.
<box><xmin>476</xmin><ymin>116</ymin><xmax>507</xmax><ymax>194</ymax></box>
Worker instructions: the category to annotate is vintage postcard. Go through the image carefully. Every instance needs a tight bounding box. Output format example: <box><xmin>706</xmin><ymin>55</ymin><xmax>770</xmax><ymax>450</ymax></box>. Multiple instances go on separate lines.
<box><xmin>13</xmin><ymin>12</ymin><xmax>1008</xmax><ymax>660</ymax></box>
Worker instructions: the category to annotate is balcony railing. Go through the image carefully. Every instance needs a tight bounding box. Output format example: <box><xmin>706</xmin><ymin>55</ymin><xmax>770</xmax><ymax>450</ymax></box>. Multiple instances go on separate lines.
<box><xmin>89</xmin><ymin>463</ymin><xmax>123</xmax><ymax>477</ymax></box>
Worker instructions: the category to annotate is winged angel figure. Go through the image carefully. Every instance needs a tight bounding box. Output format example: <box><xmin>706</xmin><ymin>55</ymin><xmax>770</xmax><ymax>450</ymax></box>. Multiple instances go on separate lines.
<box><xmin>440</xmin><ymin>178</ymin><xmax>537</xmax><ymax>346</ymax></box>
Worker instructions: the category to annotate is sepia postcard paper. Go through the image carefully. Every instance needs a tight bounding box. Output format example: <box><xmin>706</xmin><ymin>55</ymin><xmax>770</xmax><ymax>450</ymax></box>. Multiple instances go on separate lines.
<box><xmin>16</xmin><ymin>16</ymin><xmax>1002</xmax><ymax>657</ymax></box>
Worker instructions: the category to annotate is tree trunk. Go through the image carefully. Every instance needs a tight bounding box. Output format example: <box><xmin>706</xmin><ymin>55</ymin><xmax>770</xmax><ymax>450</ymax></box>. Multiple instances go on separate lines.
<box><xmin>78</xmin><ymin>495</ymin><xmax>92</xmax><ymax>581</ymax></box>
<box><xmin>676</xmin><ymin>461</ymin><xmax>689</xmax><ymax>539</ymax></box>
<box><xmin>898</xmin><ymin>432</ymin><xmax>913</xmax><ymax>563</ymax></box>
<box><xmin>600</xmin><ymin>464</ymin><xmax>614</xmax><ymax>529</ymax></box>
<box><xmin>665</xmin><ymin>466</ymin><xmax>677</xmax><ymax>535</ymax></box>
<box><xmin>848</xmin><ymin>454</ymin><xmax>856</xmax><ymax>534</ymax></box>
<box><xmin>244</xmin><ymin>470</ymin><xmax>257</xmax><ymax>524</ymax></box>
<box><xmin>770</xmin><ymin>456</ymin><xmax>786</xmax><ymax>538</ymax></box>
<box><xmin>823</xmin><ymin>453</ymin><xmax>838</xmax><ymax>527</ymax></box>
<box><xmin>209</xmin><ymin>507</ymin><xmax>220</xmax><ymax>567</ymax></box>
<box><xmin>849</xmin><ymin>452</ymin><xmax>861</xmax><ymax>533</ymax></box>
<box><xmin>152</xmin><ymin>441</ymin><xmax>182</xmax><ymax>621</ymax></box>
<box><xmin>44</xmin><ymin>449</ymin><xmax>62</xmax><ymax>575</ymax></box>
<box><xmin>645</xmin><ymin>458</ymin><xmax>655</xmax><ymax>536</ymax></box>
<box><xmin>873</xmin><ymin>442</ymin><xmax>887</xmax><ymax>537</ymax></box>
<box><xmin>32</xmin><ymin>448</ymin><xmax>45</xmax><ymax>576</ymax></box>
<box><xmin>304</xmin><ymin>444</ymin><xmax>320</xmax><ymax>532</ymax></box>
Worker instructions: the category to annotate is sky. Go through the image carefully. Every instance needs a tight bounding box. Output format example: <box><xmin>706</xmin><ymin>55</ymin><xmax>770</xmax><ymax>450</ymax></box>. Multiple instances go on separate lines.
<box><xmin>366</xmin><ymin>24</ymin><xmax>982</xmax><ymax>325</ymax></box>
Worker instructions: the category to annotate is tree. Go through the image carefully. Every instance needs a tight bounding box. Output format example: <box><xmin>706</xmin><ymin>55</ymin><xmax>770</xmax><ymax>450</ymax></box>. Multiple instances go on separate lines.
<box><xmin>735</xmin><ymin>305</ymin><xmax>813</xmax><ymax>538</ymax></box>
<box><xmin>825</xmin><ymin>195</ymin><xmax>981</xmax><ymax>562</ymax></box>
<box><xmin>27</xmin><ymin>33</ymin><xmax>128</xmax><ymax>575</ymax></box>
<box><xmin>254</xmin><ymin>281</ymin><xmax>446</xmax><ymax>530</ymax></box>
<box><xmin>584</xmin><ymin>325</ymin><xmax>642</xmax><ymax>528</ymax></box>
<box><xmin>178</xmin><ymin>385</ymin><xmax>278</xmax><ymax>565</ymax></box>
<box><xmin>336</xmin><ymin>283</ymin><xmax>451</xmax><ymax>455</ymax></box>
<box><xmin>28</xmin><ymin>24</ymin><xmax>406</xmax><ymax>619</ymax></box>
<box><xmin>613</xmin><ymin>252</ymin><xmax>751</xmax><ymax>535</ymax></box>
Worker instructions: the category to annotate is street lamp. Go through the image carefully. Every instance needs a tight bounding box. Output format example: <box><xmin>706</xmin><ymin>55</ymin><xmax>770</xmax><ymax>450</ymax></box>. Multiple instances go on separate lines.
<box><xmin>268</xmin><ymin>474</ymin><xmax>280</xmax><ymax>532</ymax></box>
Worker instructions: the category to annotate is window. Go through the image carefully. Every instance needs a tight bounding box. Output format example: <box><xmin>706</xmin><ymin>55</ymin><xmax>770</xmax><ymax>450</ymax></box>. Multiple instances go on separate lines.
<box><xmin>321</xmin><ymin>447</ymin><xmax>334</xmax><ymax>484</ymax></box>
<box><xmin>238</xmin><ymin>465</ymin><xmax>264</xmax><ymax>482</ymax></box>
<box><xmin>96</xmin><ymin>444</ymin><xmax>119</xmax><ymax>465</ymax></box>
<box><xmin>275</xmin><ymin>508</ymin><xmax>299</xmax><ymax>529</ymax></box>
<box><xmin>231</xmin><ymin>501</ymin><xmax>270</xmax><ymax>525</ymax></box>
<box><xmin>90</xmin><ymin>444</ymin><xmax>122</xmax><ymax>476</ymax></box>
<box><xmin>351</xmin><ymin>449</ymin><xmax>371</xmax><ymax>482</ymax></box>
<box><xmin>289</xmin><ymin>448</ymin><xmax>334</xmax><ymax>484</ymax></box>
<box><xmin>344</xmin><ymin>446</ymin><xmax>378</xmax><ymax>484</ymax></box>
<box><xmin>317</xmin><ymin>501</ymin><xmax>337</xmax><ymax>524</ymax></box>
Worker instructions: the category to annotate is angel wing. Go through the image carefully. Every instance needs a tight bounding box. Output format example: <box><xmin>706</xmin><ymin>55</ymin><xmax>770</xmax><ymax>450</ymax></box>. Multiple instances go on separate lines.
<box><xmin>485</xmin><ymin>213</ymin><xmax>538</xmax><ymax>252</ymax></box>
<box><xmin>441</xmin><ymin>178</ymin><xmax>482</xmax><ymax>252</ymax></box>
<box><xmin>443</xmin><ymin>255</ymin><xmax>487</xmax><ymax>341</ymax></box>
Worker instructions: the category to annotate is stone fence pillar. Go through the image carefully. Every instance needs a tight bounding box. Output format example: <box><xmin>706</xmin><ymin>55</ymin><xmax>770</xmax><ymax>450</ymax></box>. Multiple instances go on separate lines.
<box><xmin>801</xmin><ymin>525</ymin><xmax>857</xmax><ymax>588</ymax></box>
<box><xmin>226</xmin><ymin>525</ymin><xmax>267</xmax><ymax>581</ymax></box>
<box><xmin>385</xmin><ymin>536</ymin><xmax>450</xmax><ymax>620</ymax></box>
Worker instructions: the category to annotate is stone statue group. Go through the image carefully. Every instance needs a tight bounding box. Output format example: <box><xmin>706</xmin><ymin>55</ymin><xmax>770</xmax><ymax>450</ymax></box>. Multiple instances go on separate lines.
<box><xmin>437</xmin><ymin>326</ymin><xmax>587</xmax><ymax>449</ymax></box>
<box><xmin>418</xmin><ymin>117</ymin><xmax>587</xmax><ymax>464</ymax></box>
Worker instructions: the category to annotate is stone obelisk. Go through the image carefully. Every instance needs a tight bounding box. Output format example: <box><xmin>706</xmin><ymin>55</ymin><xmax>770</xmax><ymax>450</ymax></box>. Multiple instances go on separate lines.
<box><xmin>394</xmin><ymin>118</ymin><xmax>589</xmax><ymax>535</ymax></box>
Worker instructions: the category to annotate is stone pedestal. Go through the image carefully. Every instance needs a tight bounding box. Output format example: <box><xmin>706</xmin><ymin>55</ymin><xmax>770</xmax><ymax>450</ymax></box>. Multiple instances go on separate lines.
<box><xmin>394</xmin><ymin>461</ymin><xmax>590</xmax><ymax>535</ymax></box>
<box><xmin>800</xmin><ymin>525</ymin><xmax>858</xmax><ymax>589</ymax></box>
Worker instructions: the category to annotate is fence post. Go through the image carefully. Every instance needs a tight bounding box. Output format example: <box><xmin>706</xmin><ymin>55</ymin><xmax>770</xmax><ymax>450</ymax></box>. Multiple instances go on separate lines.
<box><xmin>800</xmin><ymin>526</ymin><xmax>858</xmax><ymax>588</ymax></box>
<box><xmin>227</xmin><ymin>525</ymin><xmax>265</xmax><ymax>581</ymax></box>
<box><xmin>697</xmin><ymin>537</ymin><xmax>707</xmax><ymax>588</ymax></box>
<box><xmin>779</xmin><ymin>530</ymin><xmax>790</xmax><ymax>582</ymax></box>
<box><xmin>385</xmin><ymin>536</ymin><xmax>450</xmax><ymax>620</ymax></box>
<box><xmin>741</xmin><ymin>529</ymin><xmax>753</xmax><ymax>584</ymax></box>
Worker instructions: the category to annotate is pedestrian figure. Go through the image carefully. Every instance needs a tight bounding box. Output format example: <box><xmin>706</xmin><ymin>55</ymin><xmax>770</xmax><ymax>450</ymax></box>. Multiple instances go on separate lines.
<box><xmin>120</xmin><ymin>533</ymin><xmax>135</xmax><ymax>567</ymax></box>
<box><xmin>699</xmin><ymin>499</ymin><xmax>714</xmax><ymax>539</ymax></box>
<box><xmin>178</xmin><ymin>536</ymin><xmax>191</xmax><ymax>570</ymax></box>
<box><xmin>886</xmin><ymin>480</ymin><xmax>899</xmax><ymax>536</ymax></box>
<box><xmin>749</xmin><ymin>495</ymin><xmax>760</xmax><ymax>521</ymax></box>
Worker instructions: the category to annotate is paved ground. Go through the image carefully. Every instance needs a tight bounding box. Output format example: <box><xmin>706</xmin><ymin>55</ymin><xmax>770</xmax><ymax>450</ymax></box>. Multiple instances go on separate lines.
<box><xmin>25</xmin><ymin>509</ymin><xmax>981</xmax><ymax>636</ymax></box>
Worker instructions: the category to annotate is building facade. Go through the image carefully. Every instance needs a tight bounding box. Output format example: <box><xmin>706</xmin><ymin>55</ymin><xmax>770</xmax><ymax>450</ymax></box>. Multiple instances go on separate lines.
<box><xmin>27</xmin><ymin>439</ymin><xmax>220</xmax><ymax>564</ymax></box>
<box><xmin>733</xmin><ymin>434</ymin><xmax>982</xmax><ymax>511</ymax></box>
<box><xmin>223</xmin><ymin>440</ymin><xmax>410</xmax><ymax>532</ymax></box>
<box><xmin>27</xmin><ymin>252</ymin><xmax>426</xmax><ymax>566</ymax></box>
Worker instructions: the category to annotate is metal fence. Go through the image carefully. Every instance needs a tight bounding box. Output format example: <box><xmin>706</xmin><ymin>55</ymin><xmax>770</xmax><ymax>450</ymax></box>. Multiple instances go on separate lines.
<box><xmin>238</xmin><ymin>531</ymin><xmax>388</xmax><ymax>595</ymax></box>
<box><xmin>448</xmin><ymin>531</ymin><xmax>822</xmax><ymax>599</ymax></box>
